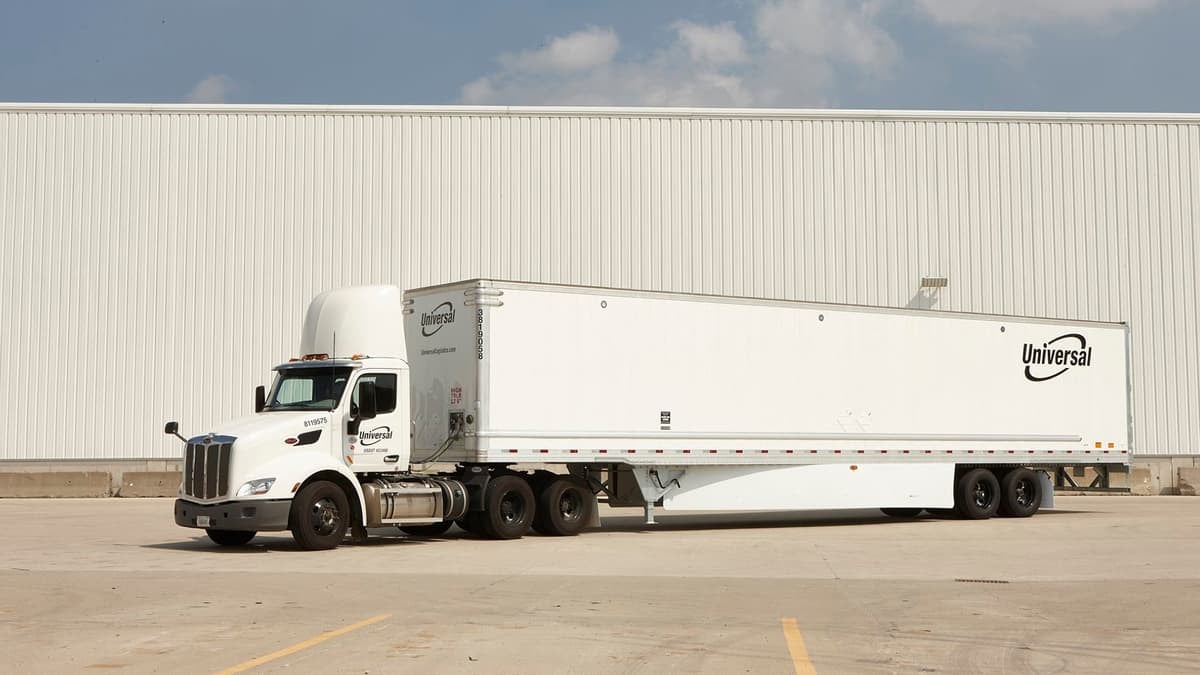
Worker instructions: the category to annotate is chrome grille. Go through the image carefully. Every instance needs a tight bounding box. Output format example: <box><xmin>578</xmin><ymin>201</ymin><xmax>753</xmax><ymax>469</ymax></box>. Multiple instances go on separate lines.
<box><xmin>184</xmin><ymin>440</ymin><xmax>232</xmax><ymax>500</ymax></box>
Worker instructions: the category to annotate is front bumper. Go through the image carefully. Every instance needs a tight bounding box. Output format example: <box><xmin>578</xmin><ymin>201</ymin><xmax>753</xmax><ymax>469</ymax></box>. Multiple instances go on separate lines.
<box><xmin>175</xmin><ymin>498</ymin><xmax>292</xmax><ymax>532</ymax></box>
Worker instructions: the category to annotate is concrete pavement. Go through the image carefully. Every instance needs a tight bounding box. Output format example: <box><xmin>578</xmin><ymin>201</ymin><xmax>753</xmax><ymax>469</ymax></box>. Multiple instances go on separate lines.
<box><xmin>1</xmin><ymin>497</ymin><xmax>1199</xmax><ymax>673</ymax></box>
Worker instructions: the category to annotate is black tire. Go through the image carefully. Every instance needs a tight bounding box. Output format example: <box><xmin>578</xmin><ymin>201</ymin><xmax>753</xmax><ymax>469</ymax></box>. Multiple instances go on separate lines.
<box><xmin>290</xmin><ymin>480</ymin><xmax>350</xmax><ymax>550</ymax></box>
<box><xmin>532</xmin><ymin>477</ymin><xmax>594</xmax><ymax>536</ymax></box>
<box><xmin>880</xmin><ymin>508</ymin><xmax>922</xmax><ymax>518</ymax></box>
<box><xmin>399</xmin><ymin>521</ymin><xmax>454</xmax><ymax>537</ymax></box>
<box><xmin>955</xmin><ymin>468</ymin><xmax>1000</xmax><ymax>520</ymax></box>
<box><xmin>480</xmin><ymin>475</ymin><xmax>535</xmax><ymax>540</ymax></box>
<box><xmin>206</xmin><ymin>529</ymin><xmax>256</xmax><ymax>546</ymax></box>
<box><xmin>999</xmin><ymin>468</ymin><xmax>1042</xmax><ymax>517</ymax></box>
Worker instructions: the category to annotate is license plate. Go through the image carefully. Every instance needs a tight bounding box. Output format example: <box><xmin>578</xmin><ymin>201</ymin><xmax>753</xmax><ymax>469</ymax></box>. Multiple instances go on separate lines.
<box><xmin>196</xmin><ymin>515</ymin><xmax>211</xmax><ymax>527</ymax></box>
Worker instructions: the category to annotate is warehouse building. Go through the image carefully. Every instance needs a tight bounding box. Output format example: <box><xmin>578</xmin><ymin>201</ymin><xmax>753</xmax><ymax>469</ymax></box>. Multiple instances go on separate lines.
<box><xmin>0</xmin><ymin>104</ymin><xmax>1196</xmax><ymax>493</ymax></box>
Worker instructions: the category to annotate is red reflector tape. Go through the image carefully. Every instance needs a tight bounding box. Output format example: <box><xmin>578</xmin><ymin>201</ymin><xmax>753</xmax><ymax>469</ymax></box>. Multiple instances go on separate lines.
<box><xmin>655</xmin><ymin>449</ymin><xmax>663</xmax><ymax>454</ymax></box>
<box><xmin>708</xmin><ymin>449</ymin><xmax>717</xmax><ymax>454</ymax></box>
<box><xmin>599</xmin><ymin>449</ymin><xmax>608</xmax><ymax>454</ymax></box>
<box><xmin>569</xmin><ymin>449</ymin><xmax>578</xmax><ymax>454</ymax></box>
<box><xmin>508</xmin><ymin>449</ymin><xmax>518</xmax><ymax>454</ymax></box>
<box><xmin>627</xmin><ymin>449</ymin><xmax>636</xmax><ymax>454</ymax></box>
<box><xmin>735</xmin><ymin>450</ymin><xmax>744</xmax><ymax>454</ymax></box>
<box><xmin>786</xmin><ymin>449</ymin><xmax>794</xmax><ymax>454</ymax></box>
<box><xmin>682</xmin><ymin>449</ymin><xmax>691</xmax><ymax>454</ymax></box>
<box><xmin>761</xmin><ymin>450</ymin><xmax>769</xmax><ymax>454</ymax></box>
<box><xmin>539</xmin><ymin>449</ymin><xmax>548</xmax><ymax>454</ymax></box>
<box><xmin>856</xmin><ymin>450</ymin><xmax>864</xmax><ymax>454</ymax></box>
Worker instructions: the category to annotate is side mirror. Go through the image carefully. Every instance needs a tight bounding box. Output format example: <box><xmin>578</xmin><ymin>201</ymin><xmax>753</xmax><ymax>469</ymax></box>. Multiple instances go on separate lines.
<box><xmin>357</xmin><ymin>381</ymin><xmax>378</xmax><ymax>421</ymax></box>
<box><xmin>163</xmin><ymin>421</ymin><xmax>187</xmax><ymax>444</ymax></box>
<box><xmin>255</xmin><ymin>385</ymin><xmax>266</xmax><ymax>413</ymax></box>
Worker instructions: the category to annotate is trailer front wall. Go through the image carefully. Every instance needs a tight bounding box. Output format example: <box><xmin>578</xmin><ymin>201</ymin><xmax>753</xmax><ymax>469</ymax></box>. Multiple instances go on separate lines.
<box><xmin>0</xmin><ymin>105</ymin><xmax>1195</xmax><ymax>459</ymax></box>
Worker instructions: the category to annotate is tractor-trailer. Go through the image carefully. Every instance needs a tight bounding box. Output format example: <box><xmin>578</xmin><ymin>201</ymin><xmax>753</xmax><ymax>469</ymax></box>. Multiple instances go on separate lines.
<box><xmin>168</xmin><ymin>279</ymin><xmax>1131</xmax><ymax>550</ymax></box>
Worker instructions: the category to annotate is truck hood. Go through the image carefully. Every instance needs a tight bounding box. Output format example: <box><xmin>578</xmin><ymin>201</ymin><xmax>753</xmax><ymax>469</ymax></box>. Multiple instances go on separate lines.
<box><xmin>192</xmin><ymin>411</ymin><xmax>337</xmax><ymax>446</ymax></box>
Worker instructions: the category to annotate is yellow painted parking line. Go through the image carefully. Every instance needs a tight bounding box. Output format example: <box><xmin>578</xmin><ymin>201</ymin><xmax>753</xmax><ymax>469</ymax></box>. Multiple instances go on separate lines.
<box><xmin>780</xmin><ymin>617</ymin><xmax>818</xmax><ymax>675</ymax></box>
<box><xmin>215</xmin><ymin>613</ymin><xmax>391</xmax><ymax>674</ymax></box>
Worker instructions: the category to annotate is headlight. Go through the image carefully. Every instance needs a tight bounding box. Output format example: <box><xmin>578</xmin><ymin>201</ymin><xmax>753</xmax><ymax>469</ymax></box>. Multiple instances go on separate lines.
<box><xmin>236</xmin><ymin>477</ymin><xmax>276</xmax><ymax>497</ymax></box>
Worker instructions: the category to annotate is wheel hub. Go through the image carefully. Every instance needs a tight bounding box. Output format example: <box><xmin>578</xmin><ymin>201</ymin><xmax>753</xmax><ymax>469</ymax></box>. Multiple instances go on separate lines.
<box><xmin>558</xmin><ymin>491</ymin><xmax>582</xmax><ymax>522</ymax></box>
<box><xmin>499</xmin><ymin>492</ymin><xmax>524</xmax><ymax>525</ymax></box>
<box><xmin>310</xmin><ymin>498</ymin><xmax>341</xmax><ymax>536</ymax></box>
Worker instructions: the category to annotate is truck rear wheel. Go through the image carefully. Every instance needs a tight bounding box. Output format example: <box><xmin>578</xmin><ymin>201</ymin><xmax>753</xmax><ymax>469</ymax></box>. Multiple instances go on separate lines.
<box><xmin>480</xmin><ymin>475</ymin><xmax>535</xmax><ymax>540</ymax></box>
<box><xmin>955</xmin><ymin>468</ymin><xmax>1000</xmax><ymax>520</ymax></box>
<box><xmin>290</xmin><ymin>480</ymin><xmax>350</xmax><ymax>550</ymax></box>
<box><xmin>999</xmin><ymin>468</ymin><xmax>1042</xmax><ymax>517</ymax></box>
<box><xmin>532</xmin><ymin>477</ymin><xmax>594</xmax><ymax>536</ymax></box>
<box><xmin>206</xmin><ymin>529</ymin><xmax>256</xmax><ymax>546</ymax></box>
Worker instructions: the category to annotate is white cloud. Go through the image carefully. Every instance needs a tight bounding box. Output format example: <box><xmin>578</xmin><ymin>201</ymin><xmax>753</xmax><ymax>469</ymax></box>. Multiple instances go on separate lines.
<box><xmin>185</xmin><ymin>74</ymin><xmax>234</xmax><ymax>103</ymax></box>
<box><xmin>755</xmin><ymin>0</ymin><xmax>897</xmax><ymax>72</ymax></box>
<box><xmin>501</xmin><ymin>26</ymin><xmax>619</xmax><ymax>74</ymax></box>
<box><xmin>673</xmin><ymin>20</ymin><xmax>748</xmax><ymax>65</ymax></box>
<box><xmin>460</xmin><ymin>2</ymin><xmax>895</xmax><ymax>107</ymax></box>
<box><xmin>910</xmin><ymin>0</ymin><xmax>1164</xmax><ymax>52</ymax></box>
<box><xmin>912</xmin><ymin>0</ymin><xmax>1162</xmax><ymax>27</ymax></box>
<box><xmin>458</xmin><ymin>0</ymin><xmax>1166</xmax><ymax>106</ymax></box>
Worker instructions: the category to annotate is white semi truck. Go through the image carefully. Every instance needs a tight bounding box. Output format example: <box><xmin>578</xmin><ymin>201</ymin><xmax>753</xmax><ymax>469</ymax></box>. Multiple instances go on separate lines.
<box><xmin>169</xmin><ymin>280</ymin><xmax>1132</xmax><ymax>550</ymax></box>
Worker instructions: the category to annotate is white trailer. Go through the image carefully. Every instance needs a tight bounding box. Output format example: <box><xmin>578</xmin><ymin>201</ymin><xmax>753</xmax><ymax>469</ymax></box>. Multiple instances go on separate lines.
<box><xmin>169</xmin><ymin>280</ymin><xmax>1131</xmax><ymax>549</ymax></box>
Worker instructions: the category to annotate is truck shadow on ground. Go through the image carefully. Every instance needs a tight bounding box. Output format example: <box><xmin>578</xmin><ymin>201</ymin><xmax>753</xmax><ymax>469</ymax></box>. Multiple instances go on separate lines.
<box><xmin>140</xmin><ymin>534</ymin><xmax>441</xmax><ymax>553</ymax></box>
<box><xmin>592</xmin><ymin>508</ymin><xmax>1092</xmax><ymax>533</ymax></box>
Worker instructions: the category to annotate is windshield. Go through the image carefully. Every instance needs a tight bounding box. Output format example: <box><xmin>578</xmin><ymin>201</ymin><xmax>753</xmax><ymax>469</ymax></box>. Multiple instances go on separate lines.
<box><xmin>263</xmin><ymin>367</ymin><xmax>353</xmax><ymax>411</ymax></box>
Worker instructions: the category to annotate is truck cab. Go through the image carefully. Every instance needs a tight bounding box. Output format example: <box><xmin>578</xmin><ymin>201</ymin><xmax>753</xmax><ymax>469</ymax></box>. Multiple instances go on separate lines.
<box><xmin>170</xmin><ymin>286</ymin><xmax>465</xmax><ymax>549</ymax></box>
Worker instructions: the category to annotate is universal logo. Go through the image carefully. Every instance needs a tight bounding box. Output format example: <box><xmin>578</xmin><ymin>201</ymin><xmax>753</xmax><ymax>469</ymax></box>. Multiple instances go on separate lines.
<box><xmin>1022</xmin><ymin>333</ymin><xmax>1093</xmax><ymax>382</ymax></box>
<box><xmin>421</xmin><ymin>301</ymin><xmax>456</xmax><ymax>337</ymax></box>
<box><xmin>359</xmin><ymin>426</ymin><xmax>393</xmax><ymax>446</ymax></box>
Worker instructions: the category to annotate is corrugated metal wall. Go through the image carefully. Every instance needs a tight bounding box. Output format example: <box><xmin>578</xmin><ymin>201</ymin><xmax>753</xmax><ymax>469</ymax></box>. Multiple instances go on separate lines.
<box><xmin>1</xmin><ymin>105</ymin><xmax>1197</xmax><ymax>459</ymax></box>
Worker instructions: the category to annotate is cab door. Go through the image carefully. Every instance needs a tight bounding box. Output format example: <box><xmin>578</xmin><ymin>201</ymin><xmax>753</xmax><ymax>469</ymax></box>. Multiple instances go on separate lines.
<box><xmin>346</xmin><ymin>370</ymin><xmax>408</xmax><ymax>471</ymax></box>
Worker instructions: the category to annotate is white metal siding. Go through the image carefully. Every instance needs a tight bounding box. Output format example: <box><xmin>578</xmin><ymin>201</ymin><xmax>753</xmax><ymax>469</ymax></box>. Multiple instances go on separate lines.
<box><xmin>0</xmin><ymin>105</ymin><xmax>1196</xmax><ymax>459</ymax></box>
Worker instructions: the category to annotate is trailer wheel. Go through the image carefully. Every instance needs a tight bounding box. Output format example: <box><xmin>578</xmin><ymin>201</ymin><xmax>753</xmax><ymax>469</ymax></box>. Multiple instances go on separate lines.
<box><xmin>532</xmin><ymin>477</ymin><xmax>595</xmax><ymax>536</ymax></box>
<box><xmin>999</xmin><ymin>468</ymin><xmax>1042</xmax><ymax>517</ymax></box>
<box><xmin>206</xmin><ymin>529</ymin><xmax>256</xmax><ymax>546</ymax></box>
<box><xmin>290</xmin><ymin>480</ymin><xmax>350</xmax><ymax>550</ymax></box>
<box><xmin>480</xmin><ymin>475</ymin><xmax>535</xmax><ymax>540</ymax></box>
<box><xmin>399</xmin><ymin>521</ymin><xmax>454</xmax><ymax>537</ymax></box>
<box><xmin>879</xmin><ymin>508</ymin><xmax>922</xmax><ymax>518</ymax></box>
<box><xmin>955</xmin><ymin>468</ymin><xmax>1000</xmax><ymax>519</ymax></box>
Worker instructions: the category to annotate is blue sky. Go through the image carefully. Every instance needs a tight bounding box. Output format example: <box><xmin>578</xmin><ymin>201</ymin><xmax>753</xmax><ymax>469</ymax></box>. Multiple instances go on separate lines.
<box><xmin>1</xmin><ymin>0</ymin><xmax>1198</xmax><ymax>111</ymax></box>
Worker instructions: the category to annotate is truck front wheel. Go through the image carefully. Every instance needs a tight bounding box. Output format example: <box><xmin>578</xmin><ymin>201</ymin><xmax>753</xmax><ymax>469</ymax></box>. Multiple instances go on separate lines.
<box><xmin>480</xmin><ymin>475</ymin><xmax>535</xmax><ymax>540</ymax></box>
<box><xmin>290</xmin><ymin>480</ymin><xmax>350</xmax><ymax>550</ymax></box>
<box><xmin>206</xmin><ymin>529</ymin><xmax>256</xmax><ymax>546</ymax></box>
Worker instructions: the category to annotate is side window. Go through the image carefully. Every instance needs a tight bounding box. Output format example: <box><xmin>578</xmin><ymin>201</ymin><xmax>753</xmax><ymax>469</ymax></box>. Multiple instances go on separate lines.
<box><xmin>352</xmin><ymin>373</ymin><xmax>397</xmax><ymax>414</ymax></box>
